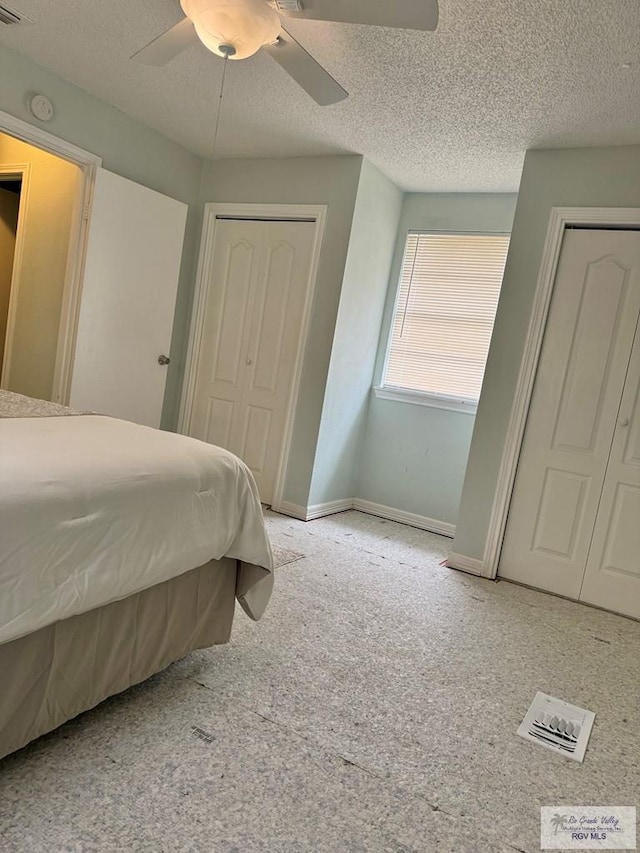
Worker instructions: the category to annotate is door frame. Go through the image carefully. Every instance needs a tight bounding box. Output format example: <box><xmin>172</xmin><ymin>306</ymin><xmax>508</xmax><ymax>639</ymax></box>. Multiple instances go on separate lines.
<box><xmin>0</xmin><ymin>109</ymin><xmax>102</xmax><ymax>402</ymax></box>
<box><xmin>179</xmin><ymin>202</ymin><xmax>327</xmax><ymax>511</ymax></box>
<box><xmin>476</xmin><ymin>206</ymin><xmax>640</xmax><ymax>580</ymax></box>
<box><xmin>0</xmin><ymin>163</ymin><xmax>30</xmax><ymax>387</ymax></box>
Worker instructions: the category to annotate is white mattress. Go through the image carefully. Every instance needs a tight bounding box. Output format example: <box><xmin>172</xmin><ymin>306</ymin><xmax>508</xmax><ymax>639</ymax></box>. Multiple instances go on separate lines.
<box><xmin>0</xmin><ymin>415</ymin><xmax>274</xmax><ymax>644</ymax></box>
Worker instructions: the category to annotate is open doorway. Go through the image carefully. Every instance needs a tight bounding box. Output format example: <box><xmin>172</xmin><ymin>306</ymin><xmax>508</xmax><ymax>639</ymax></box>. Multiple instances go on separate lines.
<box><xmin>0</xmin><ymin>175</ymin><xmax>21</xmax><ymax>379</ymax></box>
<box><xmin>0</xmin><ymin>132</ymin><xmax>82</xmax><ymax>401</ymax></box>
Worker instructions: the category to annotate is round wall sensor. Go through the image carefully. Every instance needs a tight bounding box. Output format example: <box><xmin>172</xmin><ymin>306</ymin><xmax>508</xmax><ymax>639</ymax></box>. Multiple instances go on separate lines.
<box><xmin>29</xmin><ymin>94</ymin><xmax>54</xmax><ymax>122</ymax></box>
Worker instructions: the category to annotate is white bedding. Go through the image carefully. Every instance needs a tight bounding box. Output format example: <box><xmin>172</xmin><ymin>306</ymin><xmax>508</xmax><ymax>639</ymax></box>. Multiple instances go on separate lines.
<box><xmin>0</xmin><ymin>415</ymin><xmax>274</xmax><ymax>644</ymax></box>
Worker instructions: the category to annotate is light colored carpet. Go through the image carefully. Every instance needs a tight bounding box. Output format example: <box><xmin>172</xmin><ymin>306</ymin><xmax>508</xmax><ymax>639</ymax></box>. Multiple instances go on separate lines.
<box><xmin>1</xmin><ymin>510</ymin><xmax>639</xmax><ymax>852</ymax></box>
<box><xmin>271</xmin><ymin>542</ymin><xmax>304</xmax><ymax>567</ymax></box>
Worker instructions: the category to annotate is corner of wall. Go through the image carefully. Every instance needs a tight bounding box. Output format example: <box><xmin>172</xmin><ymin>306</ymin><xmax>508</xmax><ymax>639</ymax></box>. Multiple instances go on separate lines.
<box><xmin>306</xmin><ymin>160</ymin><xmax>404</xmax><ymax>509</ymax></box>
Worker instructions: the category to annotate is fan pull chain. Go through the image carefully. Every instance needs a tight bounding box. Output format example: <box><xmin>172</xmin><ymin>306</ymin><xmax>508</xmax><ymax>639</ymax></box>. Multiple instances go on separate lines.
<box><xmin>212</xmin><ymin>46</ymin><xmax>234</xmax><ymax>158</ymax></box>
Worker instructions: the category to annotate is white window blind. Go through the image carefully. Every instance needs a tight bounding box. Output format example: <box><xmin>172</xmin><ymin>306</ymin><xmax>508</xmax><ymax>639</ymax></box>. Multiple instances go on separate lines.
<box><xmin>383</xmin><ymin>232</ymin><xmax>510</xmax><ymax>402</ymax></box>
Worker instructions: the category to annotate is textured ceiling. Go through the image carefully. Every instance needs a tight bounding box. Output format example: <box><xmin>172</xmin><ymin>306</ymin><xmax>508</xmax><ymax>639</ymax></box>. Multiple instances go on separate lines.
<box><xmin>1</xmin><ymin>0</ymin><xmax>639</xmax><ymax>191</ymax></box>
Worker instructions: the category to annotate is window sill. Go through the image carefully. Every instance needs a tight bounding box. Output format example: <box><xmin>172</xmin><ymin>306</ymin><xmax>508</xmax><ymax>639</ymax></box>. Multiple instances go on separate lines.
<box><xmin>373</xmin><ymin>386</ymin><xmax>478</xmax><ymax>414</ymax></box>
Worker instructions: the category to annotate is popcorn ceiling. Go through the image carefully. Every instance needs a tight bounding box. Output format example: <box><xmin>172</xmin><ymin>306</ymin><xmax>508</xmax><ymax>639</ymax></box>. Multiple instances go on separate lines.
<box><xmin>2</xmin><ymin>0</ymin><xmax>639</xmax><ymax>191</ymax></box>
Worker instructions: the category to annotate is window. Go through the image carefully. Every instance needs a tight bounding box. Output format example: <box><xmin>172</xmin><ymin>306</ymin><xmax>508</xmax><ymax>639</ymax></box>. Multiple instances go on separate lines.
<box><xmin>381</xmin><ymin>232</ymin><xmax>510</xmax><ymax>410</ymax></box>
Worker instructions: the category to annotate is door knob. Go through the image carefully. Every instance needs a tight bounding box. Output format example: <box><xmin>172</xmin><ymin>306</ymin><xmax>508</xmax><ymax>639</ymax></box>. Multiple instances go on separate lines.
<box><xmin>619</xmin><ymin>417</ymin><xmax>630</xmax><ymax>427</ymax></box>
<box><xmin>158</xmin><ymin>354</ymin><xmax>171</xmax><ymax>365</ymax></box>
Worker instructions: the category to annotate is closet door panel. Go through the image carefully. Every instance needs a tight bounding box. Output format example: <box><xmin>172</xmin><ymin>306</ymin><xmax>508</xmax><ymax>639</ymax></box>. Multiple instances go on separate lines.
<box><xmin>189</xmin><ymin>220</ymin><xmax>262</xmax><ymax>451</ymax></box>
<box><xmin>580</xmin><ymin>322</ymin><xmax>640</xmax><ymax>618</ymax></box>
<box><xmin>203</xmin><ymin>397</ymin><xmax>234</xmax><ymax>449</ymax></box>
<box><xmin>250</xmin><ymin>240</ymin><xmax>296</xmax><ymax>393</ymax></box>
<box><xmin>237</xmin><ymin>221</ymin><xmax>315</xmax><ymax>501</ymax></box>
<box><xmin>188</xmin><ymin>218</ymin><xmax>316</xmax><ymax>504</ymax></box>
<box><xmin>240</xmin><ymin>404</ymin><xmax>273</xmax><ymax>475</ymax></box>
<box><xmin>500</xmin><ymin>230</ymin><xmax>640</xmax><ymax>598</ymax></box>
<box><xmin>551</xmin><ymin>257</ymin><xmax>628</xmax><ymax>452</ymax></box>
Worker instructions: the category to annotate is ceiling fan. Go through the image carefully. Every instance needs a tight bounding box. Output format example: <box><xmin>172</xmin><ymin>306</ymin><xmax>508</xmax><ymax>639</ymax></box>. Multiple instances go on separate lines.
<box><xmin>131</xmin><ymin>0</ymin><xmax>439</xmax><ymax>106</ymax></box>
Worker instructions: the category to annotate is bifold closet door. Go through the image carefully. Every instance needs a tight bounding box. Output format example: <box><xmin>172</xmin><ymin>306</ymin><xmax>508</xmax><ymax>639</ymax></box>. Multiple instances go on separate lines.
<box><xmin>499</xmin><ymin>230</ymin><xmax>640</xmax><ymax>602</ymax></box>
<box><xmin>188</xmin><ymin>218</ymin><xmax>315</xmax><ymax>503</ymax></box>
<box><xmin>579</xmin><ymin>318</ymin><xmax>640</xmax><ymax>618</ymax></box>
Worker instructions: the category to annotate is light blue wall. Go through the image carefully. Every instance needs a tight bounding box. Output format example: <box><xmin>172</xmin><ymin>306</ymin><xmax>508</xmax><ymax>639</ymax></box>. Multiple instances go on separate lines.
<box><xmin>453</xmin><ymin>144</ymin><xmax>640</xmax><ymax>560</ymax></box>
<box><xmin>355</xmin><ymin>193</ymin><xmax>518</xmax><ymax>526</ymax></box>
<box><xmin>0</xmin><ymin>47</ymin><xmax>203</xmax><ymax>201</ymax></box>
<box><xmin>2</xmin><ymin>43</ymin><xmax>539</xmax><ymax>534</ymax></box>
<box><xmin>308</xmin><ymin>160</ymin><xmax>403</xmax><ymax>506</ymax></box>
<box><xmin>0</xmin><ymin>45</ymin><xmax>205</xmax><ymax>431</ymax></box>
<box><xmin>199</xmin><ymin>155</ymin><xmax>364</xmax><ymax>507</ymax></box>
<box><xmin>356</xmin><ymin>399</ymin><xmax>476</xmax><ymax>524</ymax></box>
<box><xmin>0</xmin><ymin>47</ymin><xmax>369</xmax><ymax>508</ymax></box>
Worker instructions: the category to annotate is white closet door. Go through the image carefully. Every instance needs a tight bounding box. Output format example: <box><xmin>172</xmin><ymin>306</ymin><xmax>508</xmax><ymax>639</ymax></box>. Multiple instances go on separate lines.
<box><xmin>189</xmin><ymin>218</ymin><xmax>315</xmax><ymax>502</ymax></box>
<box><xmin>579</xmin><ymin>318</ymin><xmax>640</xmax><ymax>619</ymax></box>
<box><xmin>189</xmin><ymin>219</ymin><xmax>261</xmax><ymax>451</ymax></box>
<box><xmin>500</xmin><ymin>230</ymin><xmax>640</xmax><ymax>598</ymax></box>
<box><xmin>70</xmin><ymin>169</ymin><xmax>187</xmax><ymax>427</ymax></box>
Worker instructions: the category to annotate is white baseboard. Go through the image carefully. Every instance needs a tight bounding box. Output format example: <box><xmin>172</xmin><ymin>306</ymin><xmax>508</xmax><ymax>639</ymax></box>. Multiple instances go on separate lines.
<box><xmin>273</xmin><ymin>499</ymin><xmax>352</xmax><ymax>521</ymax></box>
<box><xmin>272</xmin><ymin>501</ymin><xmax>308</xmax><ymax>521</ymax></box>
<box><xmin>274</xmin><ymin>496</ymin><xmax>456</xmax><ymax>539</ymax></box>
<box><xmin>352</xmin><ymin>499</ymin><xmax>455</xmax><ymax>539</ymax></box>
<box><xmin>446</xmin><ymin>551</ymin><xmax>485</xmax><ymax>576</ymax></box>
<box><xmin>305</xmin><ymin>499</ymin><xmax>353</xmax><ymax>520</ymax></box>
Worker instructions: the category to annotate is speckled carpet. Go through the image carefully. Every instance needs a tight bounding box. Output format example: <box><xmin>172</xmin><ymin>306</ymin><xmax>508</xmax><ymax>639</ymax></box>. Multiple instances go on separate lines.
<box><xmin>271</xmin><ymin>543</ymin><xmax>304</xmax><ymax>568</ymax></box>
<box><xmin>1</xmin><ymin>510</ymin><xmax>639</xmax><ymax>852</ymax></box>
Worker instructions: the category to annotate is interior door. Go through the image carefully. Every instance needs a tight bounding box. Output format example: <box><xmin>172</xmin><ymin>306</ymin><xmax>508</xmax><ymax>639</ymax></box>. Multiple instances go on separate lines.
<box><xmin>188</xmin><ymin>217</ymin><xmax>315</xmax><ymax>502</ymax></box>
<box><xmin>69</xmin><ymin>168</ymin><xmax>187</xmax><ymax>427</ymax></box>
<box><xmin>579</xmin><ymin>317</ymin><xmax>640</xmax><ymax>618</ymax></box>
<box><xmin>499</xmin><ymin>230</ymin><xmax>640</xmax><ymax>598</ymax></box>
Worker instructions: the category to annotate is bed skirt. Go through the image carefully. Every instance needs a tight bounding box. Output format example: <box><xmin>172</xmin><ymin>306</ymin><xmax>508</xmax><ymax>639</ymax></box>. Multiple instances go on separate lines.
<box><xmin>0</xmin><ymin>556</ymin><xmax>237</xmax><ymax>761</ymax></box>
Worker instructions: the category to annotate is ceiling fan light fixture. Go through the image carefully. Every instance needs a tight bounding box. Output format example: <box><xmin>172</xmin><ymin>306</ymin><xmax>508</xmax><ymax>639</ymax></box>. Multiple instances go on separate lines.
<box><xmin>180</xmin><ymin>0</ymin><xmax>281</xmax><ymax>60</ymax></box>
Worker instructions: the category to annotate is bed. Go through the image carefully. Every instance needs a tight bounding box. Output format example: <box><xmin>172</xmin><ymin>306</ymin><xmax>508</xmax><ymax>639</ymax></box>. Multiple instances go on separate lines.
<box><xmin>0</xmin><ymin>391</ymin><xmax>274</xmax><ymax>760</ymax></box>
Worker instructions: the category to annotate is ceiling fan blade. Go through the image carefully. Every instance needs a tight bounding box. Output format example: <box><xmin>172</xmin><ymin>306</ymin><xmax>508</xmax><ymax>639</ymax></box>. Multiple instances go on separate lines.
<box><xmin>263</xmin><ymin>27</ymin><xmax>348</xmax><ymax>106</ymax></box>
<box><xmin>276</xmin><ymin>0</ymin><xmax>439</xmax><ymax>32</ymax></box>
<box><xmin>131</xmin><ymin>17</ymin><xmax>198</xmax><ymax>66</ymax></box>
